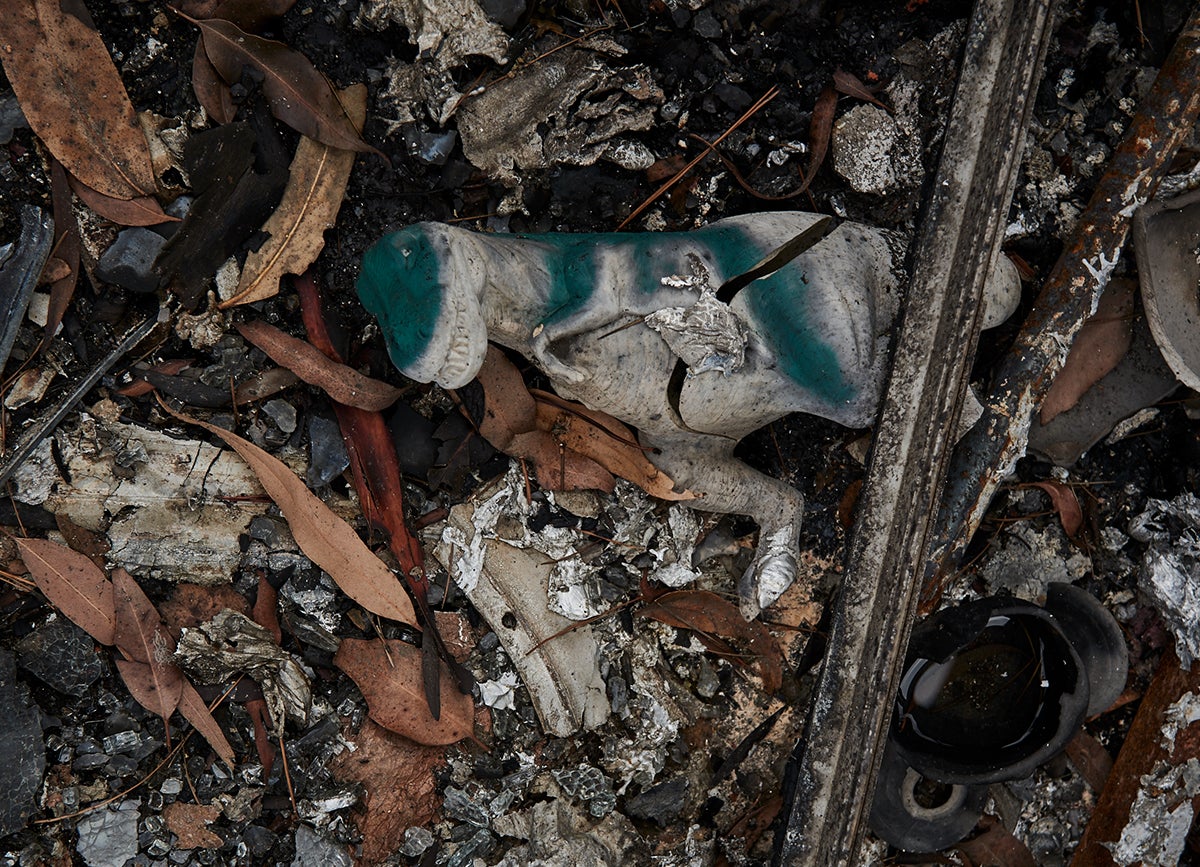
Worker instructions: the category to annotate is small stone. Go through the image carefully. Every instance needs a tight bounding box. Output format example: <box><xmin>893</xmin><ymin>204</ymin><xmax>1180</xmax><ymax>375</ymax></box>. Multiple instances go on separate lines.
<box><xmin>400</xmin><ymin>826</ymin><xmax>434</xmax><ymax>857</ymax></box>
<box><xmin>243</xmin><ymin>824</ymin><xmax>277</xmax><ymax>858</ymax></box>
<box><xmin>624</xmin><ymin>777</ymin><xmax>688</xmax><ymax>826</ymax></box>
<box><xmin>443</xmin><ymin>786</ymin><xmax>491</xmax><ymax>827</ymax></box>
<box><xmin>0</xmin><ymin>650</ymin><xmax>46</xmax><ymax>836</ymax></box>
<box><xmin>832</xmin><ymin>104</ymin><xmax>905</xmax><ymax>195</ymax></box>
<box><xmin>75</xmin><ymin>800</ymin><xmax>140</xmax><ymax>867</ymax></box>
<box><xmin>692</xmin><ymin>9</ymin><xmax>721</xmax><ymax>38</ymax></box>
<box><xmin>695</xmin><ymin>657</ymin><xmax>720</xmax><ymax>699</ymax></box>
<box><xmin>96</xmin><ymin>228</ymin><xmax>167</xmax><ymax>294</ymax></box>
<box><xmin>446</xmin><ymin>828</ymin><xmax>493</xmax><ymax>867</ymax></box>
<box><xmin>262</xmin><ymin>399</ymin><xmax>297</xmax><ymax>434</ymax></box>
<box><xmin>17</xmin><ymin>619</ymin><xmax>103</xmax><ymax>696</ymax></box>
<box><xmin>478</xmin><ymin>0</ymin><xmax>526</xmax><ymax>28</ymax></box>
<box><xmin>291</xmin><ymin>824</ymin><xmax>351</xmax><ymax>867</ymax></box>
<box><xmin>160</xmin><ymin>778</ymin><xmax>184</xmax><ymax>796</ymax></box>
<box><xmin>306</xmin><ymin>415</ymin><xmax>349</xmax><ymax>487</ymax></box>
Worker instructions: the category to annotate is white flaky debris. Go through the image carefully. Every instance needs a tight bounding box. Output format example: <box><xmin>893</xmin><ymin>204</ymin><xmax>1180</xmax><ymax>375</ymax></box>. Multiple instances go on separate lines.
<box><xmin>1129</xmin><ymin>494</ymin><xmax>1200</xmax><ymax>668</ymax></box>
<box><xmin>755</xmin><ymin>526</ymin><xmax>797</xmax><ymax>611</ymax></box>
<box><xmin>478</xmin><ymin>671</ymin><xmax>520</xmax><ymax>711</ymax></box>
<box><xmin>1162</xmin><ymin>691</ymin><xmax>1200</xmax><ymax>752</ymax></box>
<box><xmin>1105</xmin><ymin>758</ymin><xmax>1200</xmax><ymax>866</ymax></box>
<box><xmin>644</xmin><ymin>289</ymin><xmax>748</xmax><ymax>376</ymax></box>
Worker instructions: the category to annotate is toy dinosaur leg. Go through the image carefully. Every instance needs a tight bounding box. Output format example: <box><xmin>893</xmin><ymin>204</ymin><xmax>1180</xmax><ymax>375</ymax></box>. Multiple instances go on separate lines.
<box><xmin>641</xmin><ymin>431</ymin><xmax>804</xmax><ymax>619</ymax></box>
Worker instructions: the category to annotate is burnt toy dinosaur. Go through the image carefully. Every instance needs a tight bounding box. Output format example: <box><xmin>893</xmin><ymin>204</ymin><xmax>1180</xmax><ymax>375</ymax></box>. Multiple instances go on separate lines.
<box><xmin>357</xmin><ymin>212</ymin><xmax>1016</xmax><ymax>616</ymax></box>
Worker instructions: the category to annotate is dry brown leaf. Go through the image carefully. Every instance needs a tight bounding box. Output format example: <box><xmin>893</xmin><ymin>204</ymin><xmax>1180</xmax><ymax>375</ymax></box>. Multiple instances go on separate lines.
<box><xmin>191</xmin><ymin>41</ymin><xmax>236</xmax><ymax>125</ymax></box>
<box><xmin>474</xmin><ymin>345</ymin><xmax>538</xmax><ymax>450</ymax></box>
<box><xmin>795</xmin><ymin>85</ymin><xmax>837</xmax><ymax>196</ymax></box>
<box><xmin>330</xmin><ymin>718</ymin><xmax>447</xmax><ymax>864</ymax></box>
<box><xmin>221</xmin><ymin>85</ymin><xmax>366</xmax><ymax>307</ymax></box>
<box><xmin>112</xmin><ymin>568</ymin><xmax>174</xmax><ymax>665</ymax></box>
<box><xmin>252</xmin><ymin>573</ymin><xmax>282</xmax><ymax>645</ymax></box>
<box><xmin>956</xmin><ymin>815</ymin><xmax>1037</xmax><ymax>867</ymax></box>
<box><xmin>212</xmin><ymin>0</ymin><xmax>298</xmax><ymax>31</ymax></box>
<box><xmin>189</xmin><ymin>15</ymin><xmax>381</xmax><ymax>156</ymax></box>
<box><xmin>0</xmin><ymin>0</ymin><xmax>156</xmax><ymax>199</ymax></box>
<box><xmin>1040</xmin><ymin>278</ymin><xmax>1136</xmax><ymax>425</ymax></box>
<box><xmin>531</xmin><ymin>390</ymin><xmax>697</xmax><ymax>501</ymax></box>
<box><xmin>116</xmin><ymin>360</ymin><xmax>195</xmax><ymax>398</ymax></box>
<box><xmin>1028</xmin><ymin>481</ymin><xmax>1084</xmax><ymax>539</ymax></box>
<box><xmin>158</xmin><ymin>583</ymin><xmax>251</xmax><ymax>637</ymax></box>
<box><xmin>244</xmin><ymin>697</ymin><xmax>276</xmax><ymax>777</ymax></box>
<box><xmin>69</xmin><ymin>175</ymin><xmax>174</xmax><ymax>227</ymax></box>
<box><xmin>639</xmin><ymin>589</ymin><xmax>783</xmax><ymax>693</ymax></box>
<box><xmin>16</xmin><ymin>537</ymin><xmax>115</xmax><ymax>646</ymax></box>
<box><xmin>832</xmin><ymin>69</ymin><xmax>889</xmax><ymax>111</ymax></box>
<box><xmin>177</xmin><ymin>680</ymin><xmax>236</xmax><ymax>766</ymax></box>
<box><xmin>508</xmin><ymin>429</ymin><xmax>616</xmax><ymax>492</ymax></box>
<box><xmin>115</xmin><ymin>657</ymin><xmax>183</xmax><ymax>723</ymax></box>
<box><xmin>45</xmin><ymin>159</ymin><xmax>80</xmax><ymax>348</ymax></box>
<box><xmin>334</xmin><ymin>638</ymin><xmax>473</xmax><ymax>745</ymax></box>
<box><xmin>160</xmin><ymin>401</ymin><xmax>416</xmax><ymax>626</ymax></box>
<box><xmin>38</xmin><ymin>256</ymin><xmax>71</xmax><ymax>286</ymax></box>
<box><xmin>235</xmin><ymin>320</ymin><xmax>403</xmax><ymax>410</ymax></box>
<box><xmin>162</xmin><ymin>801</ymin><xmax>223</xmax><ymax>850</ymax></box>
<box><xmin>234</xmin><ymin>367</ymin><xmax>301</xmax><ymax>403</ymax></box>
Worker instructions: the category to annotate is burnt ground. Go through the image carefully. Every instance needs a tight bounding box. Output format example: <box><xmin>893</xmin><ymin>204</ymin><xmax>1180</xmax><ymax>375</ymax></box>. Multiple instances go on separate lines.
<box><xmin>1</xmin><ymin>0</ymin><xmax>1199</xmax><ymax>865</ymax></box>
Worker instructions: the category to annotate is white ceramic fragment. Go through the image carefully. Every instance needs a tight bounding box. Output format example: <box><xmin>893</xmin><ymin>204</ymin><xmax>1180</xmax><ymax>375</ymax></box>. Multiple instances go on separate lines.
<box><xmin>436</xmin><ymin>492</ymin><xmax>611</xmax><ymax>736</ymax></box>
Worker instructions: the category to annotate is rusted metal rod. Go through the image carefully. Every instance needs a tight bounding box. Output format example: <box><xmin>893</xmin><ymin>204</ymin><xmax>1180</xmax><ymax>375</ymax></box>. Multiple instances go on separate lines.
<box><xmin>923</xmin><ymin>6</ymin><xmax>1200</xmax><ymax>603</ymax></box>
<box><xmin>774</xmin><ymin>0</ymin><xmax>1056</xmax><ymax>863</ymax></box>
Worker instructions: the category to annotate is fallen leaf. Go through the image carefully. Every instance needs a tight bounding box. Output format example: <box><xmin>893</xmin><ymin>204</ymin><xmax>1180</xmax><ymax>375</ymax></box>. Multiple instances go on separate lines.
<box><xmin>116</xmin><ymin>360</ymin><xmax>195</xmax><ymax>398</ymax></box>
<box><xmin>162</xmin><ymin>801</ymin><xmax>223</xmax><ymax>850</ymax></box>
<box><xmin>211</xmin><ymin>0</ymin><xmax>298</xmax><ymax>31</ymax></box>
<box><xmin>252</xmin><ymin>573</ymin><xmax>282</xmax><ymax>645</ymax></box>
<box><xmin>69</xmin><ymin>175</ymin><xmax>174</xmax><ymax>227</ymax></box>
<box><xmin>639</xmin><ymin>590</ymin><xmax>783</xmax><ymax>693</ymax></box>
<box><xmin>112</xmin><ymin>568</ymin><xmax>176</xmax><ymax>665</ymax></box>
<box><xmin>187</xmin><ymin>15</ymin><xmax>380</xmax><ymax>156</ymax></box>
<box><xmin>0</xmin><ymin>0</ymin><xmax>156</xmax><ymax>199</ymax></box>
<box><xmin>115</xmin><ymin>657</ymin><xmax>183</xmax><ymax>723</ymax></box>
<box><xmin>160</xmin><ymin>401</ymin><xmax>416</xmax><ymax>626</ymax></box>
<box><xmin>334</xmin><ymin>638</ymin><xmax>473</xmax><ymax>745</ymax></box>
<box><xmin>235</xmin><ymin>321</ymin><xmax>403</xmax><ymax>410</ymax></box>
<box><xmin>191</xmin><ymin>42</ymin><xmax>236</xmax><ymax>124</ymax></box>
<box><xmin>44</xmin><ymin>159</ymin><xmax>80</xmax><ymax>347</ymax></box>
<box><xmin>221</xmin><ymin>84</ymin><xmax>365</xmax><ymax>307</ymax></box>
<box><xmin>54</xmin><ymin>513</ymin><xmax>110</xmax><ymax>569</ymax></box>
<box><xmin>234</xmin><ymin>366</ymin><xmax>301</xmax><ymax>403</ymax></box>
<box><xmin>1040</xmin><ymin>278</ymin><xmax>1136</xmax><ymax>425</ymax></box>
<box><xmin>159</xmin><ymin>583</ymin><xmax>251</xmax><ymax>636</ymax></box>
<box><xmin>177</xmin><ymin>680</ymin><xmax>236</xmax><ymax>766</ymax></box>
<box><xmin>531</xmin><ymin>390</ymin><xmax>697</xmax><ymax>501</ymax></box>
<box><xmin>244</xmin><ymin>697</ymin><xmax>276</xmax><ymax>777</ymax></box>
<box><xmin>330</xmin><ymin>718</ymin><xmax>447</xmax><ymax>865</ymax></box>
<box><xmin>1028</xmin><ymin>481</ymin><xmax>1084</xmax><ymax>539</ymax></box>
<box><xmin>832</xmin><ymin>69</ymin><xmax>889</xmax><ymax>111</ymax></box>
<box><xmin>1064</xmin><ymin>731</ymin><xmax>1113</xmax><ymax>794</ymax></box>
<box><xmin>796</xmin><ymin>85</ymin><xmax>838</xmax><ymax>195</ymax></box>
<box><xmin>16</xmin><ymin>537</ymin><xmax>115</xmax><ymax>646</ymax></box>
<box><xmin>38</xmin><ymin>256</ymin><xmax>71</xmax><ymax>286</ymax></box>
<box><xmin>956</xmin><ymin>815</ymin><xmax>1037</xmax><ymax>867</ymax></box>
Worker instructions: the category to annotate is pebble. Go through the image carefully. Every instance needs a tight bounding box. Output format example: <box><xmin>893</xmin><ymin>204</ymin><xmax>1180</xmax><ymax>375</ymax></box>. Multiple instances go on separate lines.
<box><xmin>305</xmin><ymin>415</ymin><xmax>349</xmax><ymax>487</ymax></box>
<box><xmin>624</xmin><ymin>777</ymin><xmax>688</xmax><ymax>826</ymax></box>
<box><xmin>0</xmin><ymin>650</ymin><xmax>46</xmax><ymax>836</ymax></box>
<box><xmin>17</xmin><ymin>619</ymin><xmax>102</xmax><ymax>697</ymax></box>
<box><xmin>95</xmin><ymin>228</ymin><xmax>167</xmax><ymax>294</ymax></box>
<box><xmin>262</xmin><ymin>398</ymin><xmax>298</xmax><ymax>434</ymax></box>
<box><xmin>75</xmin><ymin>800</ymin><xmax>140</xmax><ymax>867</ymax></box>
<box><xmin>291</xmin><ymin>823</ymin><xmax>351</xmax><ymax>867</ymax></box>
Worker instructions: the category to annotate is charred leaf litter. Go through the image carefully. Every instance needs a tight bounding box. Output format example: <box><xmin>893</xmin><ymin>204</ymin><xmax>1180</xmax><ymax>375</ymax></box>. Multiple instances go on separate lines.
<box><xmin>0</xmin><ymin>0</ymin><xmax>1199</xmax><ymax>865</ymax></box>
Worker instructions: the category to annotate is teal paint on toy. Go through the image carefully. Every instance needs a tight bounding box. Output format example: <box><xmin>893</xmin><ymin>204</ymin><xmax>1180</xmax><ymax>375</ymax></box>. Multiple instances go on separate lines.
<box><xmin>357</xmin><ymin>227</ymin><xmax>444</xmax><ymax>369</ymax></box>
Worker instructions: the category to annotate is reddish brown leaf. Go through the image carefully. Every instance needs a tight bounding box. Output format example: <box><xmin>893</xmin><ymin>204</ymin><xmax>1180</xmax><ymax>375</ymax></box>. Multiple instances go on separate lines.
<box><xmin>252</xmin><ymin>573</ymin><xmax>282</xmax><ymax>645</ymax></box>
<box><xmin>191</xmin><ymin>41</ymin><xmax>236</xmax><ymax>124</ymax></box>
<box><xmin>38</xmin><ymin>256</ymin><xmax>71</xmax><ymax>286</ymax></box>
<box><xmin>177</xmin><ymin>680</ymin><xmax>236</xmax><ymax>766</ymax></box>
<box><xmin>162</xmin><ymin>801</ymin><xmax>223</xmax><ymax>850</ymax></box>
<box><xmin>1028</xmin><ymin>481</ymin><xmax>1084</xmax><ymax>539</ymax></box>
<box><xmin>236</xmin><ymin>320</ymin><xmax>403</xmax><ymax>411</ymax></box>
<box><xmin>234</xmin><ymin>366</ymin><xmax>301</xmax><ymax>403</ymax></box>
<box><xmin>639</xmin><ymin>590</ymin><xmax>783</xmax><ymax>693</ymax></box>
<box><xmin>832</xmin><ymin>69</ymin><xmax>889</xmax><ymax>111</ymax></box>
<box><xmin>474</xmin><ymin>345</ymin><xmax>538</xmax><ymax>449</ymax></box>
<box><xmin>1064</xmin><ymin>731</ymin><xmax>1113</xmax><ymax>794</ymax></box>
<box><xmin>112</xmin><ymin>568</ymin><xmax>174</xmax><ymax>665</ymax></box>
<box><xmin>797</xmin><ymin>85</ymin><xmax>837</xmax><ymax>195</ymax></box>
<box><xmin>16</xmin><ymin>537</ymin><xmax>115</xmax><ymax>646</ymax></box>
<box><xmin>508</xmin><ymin>428</ymin><xmax>616</xmax><ymax>493</ymax></box>
<box><xmin>115</xmin><ymin>657</ymin><xmax>183</xmax><ymax>722</ymax></box>
<box><xmin>172</xmin><ymin>0</ymin><xmax>222</xmax><ymax>16</ymax></box>
<box><xmin>531</xmin><ymin>390</ymin><xmax>697</xmax><ymax>501</ymax></box>
<box><xmin>244</xmin><ymin>697</ymin><xmax>276</xmax><ymax>777</ymax></box>
<box><xmin>69</xmin><ymin>175</ymin><xmax>175</xmax><ymax>227</ymax></box>
<box><xmin>212</xmin><ymin>0</ymin><xmax>297</xmax><ymax>31</ymax></box>
<box><xmin>330</xmin><ymin>718</ymin><xmax>447</xmax><ymax>865</ymax></box>
<box><xmin>54</xmin><ymin>512</ymin><xmax>109</xmax><ymax>568</ymax></box>
<box><xmin>158</xmin><ymin>583</ymin><xmax>251</xmax><ymax>637</ymax></box>
<box><xmin>1040</xmin><ymin>278</ymin><xmax>1136</xmax><ymax>425</ymax></box>
<box><xmin>956</xmin><ymin>815</ymin><xmax>1036</xmax><ymax>867</ymax></box>
<box><xmin>0</xmin><ymin>0</ymin><xmax>156</xmax><ymax>199</ymax></box>
<box><xmin>334</xmin><ymin>638</ymin><xmax>473</xmax><ymax>745</ymax></box>
<box><xmin>44</xmin><ymin>159</ymin><xmax>80</xmax><ymax>348</ymax></box>
<box><xmin>187</xmin><ymin>15</ymin><xmax>381</xmax><ymax>156</ymax></box>
<box><xmin>160</xmin><ymin>401</ymin><xmax>417</xmax><ymax>626</ymax></box>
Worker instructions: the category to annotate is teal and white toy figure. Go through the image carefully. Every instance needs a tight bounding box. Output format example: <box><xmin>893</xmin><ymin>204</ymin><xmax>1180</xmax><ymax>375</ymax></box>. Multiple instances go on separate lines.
<box><xmin>357</xmin><ymin>212</ymin><xmax>1017</xmax><ymax>617</ymax></box>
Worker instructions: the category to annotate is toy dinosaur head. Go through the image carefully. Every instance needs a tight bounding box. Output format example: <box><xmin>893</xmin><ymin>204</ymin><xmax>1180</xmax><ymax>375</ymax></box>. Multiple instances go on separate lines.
<box><xmin>357</xmin><ymin>223</ymin><xmax>488</xmax><ymax>389</ymax></box>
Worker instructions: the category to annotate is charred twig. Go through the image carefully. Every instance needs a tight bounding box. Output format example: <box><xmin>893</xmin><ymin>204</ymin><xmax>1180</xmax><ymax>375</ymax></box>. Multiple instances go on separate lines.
<box><xmin>923</xmin><ymin>6</ymin><xmax>1200</xmax><ymax>605</ymax></box>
